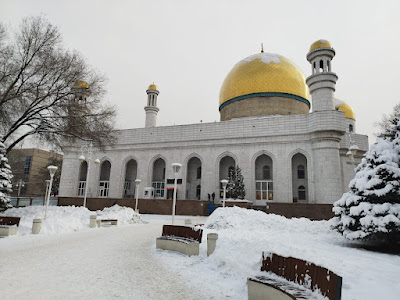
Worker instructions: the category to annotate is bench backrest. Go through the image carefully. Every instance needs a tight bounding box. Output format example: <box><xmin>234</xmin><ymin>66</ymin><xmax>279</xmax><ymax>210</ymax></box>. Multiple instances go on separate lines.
<box><xmin>162</xmin><ymin>225</ymin><xmax>203</xmax><ymax>243</ymax></box>
<box><xmin>0</xmin><ymin>216</ymin><xmax>21</xmax><ymax>226</ymax></box>
<box><xmin>261</xmin><ymin>252</ymin><xmax>342</xmax><ymax>300</ymax></box>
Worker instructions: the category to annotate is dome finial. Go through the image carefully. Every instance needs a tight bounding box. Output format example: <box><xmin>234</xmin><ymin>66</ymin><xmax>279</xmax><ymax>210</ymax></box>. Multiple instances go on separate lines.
<box><xmin>261</xmin><ymin>43</ymin><xmax>264</xmax><ymax>53</ymax></box>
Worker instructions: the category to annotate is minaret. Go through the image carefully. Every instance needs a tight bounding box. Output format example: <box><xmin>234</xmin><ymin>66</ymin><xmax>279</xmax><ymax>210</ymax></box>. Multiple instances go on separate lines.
<box><xmin>306</xmin><ymin>40</ymin><xmax>338</xmax><ymax>112</ymax></box>
<box><xmin>72</xmin><ymin>80</ymin><xmax>91</xmax><ymax>102</ymax></box>
<box><xmin>144</xmin><ymin>83</ymin><xmax>159</xmax><ymax>128</ymax></box>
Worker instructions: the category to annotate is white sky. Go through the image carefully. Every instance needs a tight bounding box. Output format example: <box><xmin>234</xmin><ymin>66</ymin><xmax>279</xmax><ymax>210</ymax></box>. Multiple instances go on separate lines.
<box><xmin>1</xmin><ymin>0</ymin><xmax>400</xmax><ymax>145</ymax></box>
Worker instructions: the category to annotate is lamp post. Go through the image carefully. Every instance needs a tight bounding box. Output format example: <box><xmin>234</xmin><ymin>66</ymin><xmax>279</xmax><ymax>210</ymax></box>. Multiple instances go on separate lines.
<box><xmin>44</xmin><ymin>179</ymin><xmax>50</xmax><ymax>205</ymax></box>
<box><xmin>171</xmin><ymin>163</ymin><xmax>182</xmax><ymax>225</ymax></box>
<box><xmin>221</xmin><ymin>179</ymin><xmax>228</xmax><ymax>208</ymax></box>
<box><xmin>16</xmin><ymin>179</ymin><xmax>25</xmax><ymax>196</ymax></box>
<box><xmin>135</xmin><ymin>179</ymin><xmax>141</xmax><ymax>213</ymax></box>
<box><xmin>346</xmin><ymin>133</ymin><xmax>359</xmax><ymax>174</ymax></box>
<box><xmin>79</xmin><ymin>141</ymin><xmax>100</xmax><ymax>208</ymax></box>
<box><xmin>44</xmin><ymin>165</ymin><xmax>58</xmax><ymax>220</ymax></box>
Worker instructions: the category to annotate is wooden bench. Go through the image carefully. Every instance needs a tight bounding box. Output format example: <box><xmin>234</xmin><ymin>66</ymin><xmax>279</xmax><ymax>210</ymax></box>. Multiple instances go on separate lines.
<box><xmin>0</xmin><ymin>216</ymin><xmax>21</xmax><ymax>237</ymax></box>
<box><xmin>98</xmin><ymin>219</ymin><xmax>118</xmax><ymax>226</ymax></box>
<box><xmin>156</xmin><ymin>225</ymin><xmax>203</xmax><ymax>256</ymax></box>
<box><xmin>248</xmin><ymin>252</ymin><xmax>342</xmax><ymax>300</ymax></box>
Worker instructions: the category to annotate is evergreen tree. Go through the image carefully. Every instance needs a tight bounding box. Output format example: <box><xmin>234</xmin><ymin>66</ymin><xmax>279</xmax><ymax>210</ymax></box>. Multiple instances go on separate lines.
<box><xmin>226</xmin><ymin>165</ymin><xmax>246</xmax><ymax>199</ymax></box>
<box><xmin>0</xmin><ymin>138</ymin><xmax>13</xmax><ymax>211</ymax></box>
<box><xmin>333</xmin><ymin>118</ymin><xmax>400</xmax><ymax>244</ymax></box>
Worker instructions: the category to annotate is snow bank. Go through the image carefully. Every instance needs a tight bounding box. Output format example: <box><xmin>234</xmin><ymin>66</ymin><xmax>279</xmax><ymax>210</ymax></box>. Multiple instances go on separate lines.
<box><xmin>158</xmin><ymin>207</ymin><xmax>400</xmax><ymax>300</ymax></box>
<box><xmin>1</xmin><ymin>204</ymin><xmax>144</xmax><ymax>236</ymax></box>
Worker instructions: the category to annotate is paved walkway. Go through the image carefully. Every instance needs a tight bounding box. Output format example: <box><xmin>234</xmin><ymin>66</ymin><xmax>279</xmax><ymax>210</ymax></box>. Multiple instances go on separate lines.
<box><xmin>0</xmin><ymin>217</ymin><xmax>208</xmax><ymax>300</ymax></box>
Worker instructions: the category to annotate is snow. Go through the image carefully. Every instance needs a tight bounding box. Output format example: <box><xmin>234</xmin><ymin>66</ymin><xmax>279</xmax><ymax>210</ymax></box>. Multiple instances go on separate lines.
<box><xmin>1</xmin><ymin>205</ymin><xmax>399</xmax><ymax>299</ymax></box>
<box><xmin>241</xmin><ymin>52</ymin><xmax>280</xmax><ymax>64</ymax></box>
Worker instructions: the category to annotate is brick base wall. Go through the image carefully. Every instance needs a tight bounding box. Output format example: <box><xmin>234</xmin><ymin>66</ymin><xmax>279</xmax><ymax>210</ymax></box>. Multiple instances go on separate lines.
<box><xmin>58</xmin><ymin>198</ymin><xmax>334</xmax><ymax>220</ymax></box>
<box><xmin>263</xmin><ymin>203</ymin><xmax>334</xmax><ymax>220</ymax></box>
<box><xmin>58</xmin><ymin>197</ymin><xmax>210</xmax><ymax>216</ymax></box>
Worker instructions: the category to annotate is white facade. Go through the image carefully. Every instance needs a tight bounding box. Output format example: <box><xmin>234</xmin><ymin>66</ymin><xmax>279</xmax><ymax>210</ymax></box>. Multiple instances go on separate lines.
<box><xmin>59</xmin><ymin>42</ymin><xmax>369</xmax><ymax>205</ymax></box>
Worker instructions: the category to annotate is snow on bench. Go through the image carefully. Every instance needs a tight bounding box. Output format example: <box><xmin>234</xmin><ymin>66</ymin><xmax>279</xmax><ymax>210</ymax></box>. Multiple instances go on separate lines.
<box><xmin>0</xmin><ymin>216</ymin><xmax>21</xmax><ymax>237</ymax></box>
<box><xmin>247</xmin><ymin>252</ymin><xmax>342</xmax><ymax>300</ymax></box>
<box><xmin>156</xmin><ymin>225</ymin><xmax>203</xmax><ymax>256</ymax></box>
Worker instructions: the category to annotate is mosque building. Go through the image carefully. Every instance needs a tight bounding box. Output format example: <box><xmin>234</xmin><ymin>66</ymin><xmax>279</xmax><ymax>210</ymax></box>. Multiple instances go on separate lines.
<box><xmin>59</xmin><ymin>40</ymin><xmax>369</xmax><ymax>208</ymax></box>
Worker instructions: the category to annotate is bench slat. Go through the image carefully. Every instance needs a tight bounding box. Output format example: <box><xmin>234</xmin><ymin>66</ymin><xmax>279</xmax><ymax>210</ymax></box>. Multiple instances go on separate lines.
<box><xmin>0</xmin><ymin>216</ymin><xmax>21</xmax><ymax>226</ymax></box>
<box><xmin>162</xmin><ymin>225</ymin><xmax>202</xmax><ymax>243</ymax></box>
<box><xmin>260</xmin><ymin>252</ymin><xmax>342</xmax><ymax>300</ymax></box>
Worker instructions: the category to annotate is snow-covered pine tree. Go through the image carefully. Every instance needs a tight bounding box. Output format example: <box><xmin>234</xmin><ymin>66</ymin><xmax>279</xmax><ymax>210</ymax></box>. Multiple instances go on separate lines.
<box><xmin>226</xmin><ymin>165</ymin><xmax>246</xmax><ymax>199</ymax></box>
<box><xmin>0</xmin><ymin>139</ymin><xmax>13</xmax><ymax>211</ymax></box>
<box><xmin>333</xmin><ymin>118</ymin><xmax>400</xmax><ymax>244</ymax></box>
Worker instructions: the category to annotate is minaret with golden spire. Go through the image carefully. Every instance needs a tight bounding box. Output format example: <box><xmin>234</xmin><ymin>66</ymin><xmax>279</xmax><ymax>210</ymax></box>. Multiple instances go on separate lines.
<box><xmin>144</xmin><ymin>83</ymin><xmax>159</xmax><ymax>128</ymax></box>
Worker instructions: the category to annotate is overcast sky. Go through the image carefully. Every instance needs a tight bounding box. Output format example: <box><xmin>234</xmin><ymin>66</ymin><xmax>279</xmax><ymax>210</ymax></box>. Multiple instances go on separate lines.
<box><xmin>2</xmin><ymin>0</ymin><xmax>400</xmax><ymax>145</ymax></box>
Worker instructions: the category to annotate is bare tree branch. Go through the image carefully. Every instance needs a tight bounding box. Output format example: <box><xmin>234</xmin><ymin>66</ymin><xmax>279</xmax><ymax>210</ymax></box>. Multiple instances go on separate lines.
<box><xmin>0</xmin><ymin>16</ymin><xmax>116</xmax><ymax>153</ymax></box>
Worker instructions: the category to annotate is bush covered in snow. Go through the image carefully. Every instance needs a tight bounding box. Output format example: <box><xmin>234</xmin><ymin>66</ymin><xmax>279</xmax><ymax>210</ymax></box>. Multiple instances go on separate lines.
<box><xmin>0</xmin><ymin>139</ymin><xmax>13</xmax><ymax>211</ymax></box>
<box><xmin>333</xmin><ymin>118</ymin><xmax>400</xmax><ymax>244</ymax></box>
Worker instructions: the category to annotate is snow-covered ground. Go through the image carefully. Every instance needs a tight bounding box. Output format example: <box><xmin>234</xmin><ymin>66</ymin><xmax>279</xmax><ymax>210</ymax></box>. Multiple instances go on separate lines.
<box><xmin>1</xmin><ymin>205</ymin><xmax>399</xmax><ymax>299</ymax></box>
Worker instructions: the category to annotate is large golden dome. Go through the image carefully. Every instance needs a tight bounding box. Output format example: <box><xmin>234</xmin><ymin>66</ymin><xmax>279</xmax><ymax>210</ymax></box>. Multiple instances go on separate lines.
<box><xmin>219</xmin><ymin>53</ymin><xmax>309</xmax><ymax>107</ymax></box>
<box><xmin>219</xmin><ymin>52</ymin><xmax>310</xmax><ymax>120</ymax></box>
<box><xmin>73</xmin><ymin>80</ymin><xmax>89</xmax><ymax>89</ymax></box>
<box><xmin>334</xmin><ymin>98</ymin><xmax>355</xmax><ymax>120</ymax></box>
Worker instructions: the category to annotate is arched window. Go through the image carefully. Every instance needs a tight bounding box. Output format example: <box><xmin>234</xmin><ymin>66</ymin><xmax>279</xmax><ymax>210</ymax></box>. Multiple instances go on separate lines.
<box><xmin>327</xmin><ymin>60</ymin><xmax>331</xmax><ymax>72</ymax></box>
<box><xmin>197</xmin><ymin>166</ymin><xmax>202</xmax><ymax>179</ymax></box>
<box><xmin>196</xmin><ymin>185</ymin><xmax>201</xmax><ymax>200</ymax></box>
<box><xmin>319</xmin><ymin>60</ymin><xmax>324</xmax><ymax>72</ymax></box>
<box><xmin>263</xmin><ymin>165</ymin><xmax>270</xmax><ymax>179</ymax></box>
<box><xmin>313</xmin><ymin>62</ymin><xmax>316</xmax><ymax>73</ymax></box>
<box><xmin>297</xmin><ymin>165</ymin><xmax>305</xmax><ymax>179</ymax></box>
<box><xmin>349</xmin><ymin>124</ymin><xmax>354</xmax><ymax>132</ymax></box>
<box><xmin>298</xmin><ymin>185</ymin><xmax>306</xmax><ymax>200</ymax></box>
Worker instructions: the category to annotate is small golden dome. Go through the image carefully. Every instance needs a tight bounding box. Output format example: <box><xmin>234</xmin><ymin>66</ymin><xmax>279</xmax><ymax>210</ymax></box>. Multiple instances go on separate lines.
<box><xmin>73</xmin><ymin>80</ymin><xmax>89</xmax><ymax>89</ymax></box>
<box><xmin>148</xmin><ymin>83</ymin><xmax>158</xmax><ymax>90</ymax></box>
<box><xmin>334</xmin><ymin>98</ymin><xmax>355</xmax><ymax>120</ymax></box>
<box><xmin>219</xmin><ymin>53</ymin><xmax>309</xmax><ymax>107</ymax></box>
<box><xmin>309</xmin><ymin>40</ymin><xmax>332</xmax><ymax>51</ymax></box>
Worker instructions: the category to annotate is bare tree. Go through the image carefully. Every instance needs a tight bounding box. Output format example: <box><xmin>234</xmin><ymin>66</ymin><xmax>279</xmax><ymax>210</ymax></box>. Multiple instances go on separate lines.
<box><xmin>0</xmin><ymin>16</ymin><xmax>116</xmax><ymax>153</ymax></box>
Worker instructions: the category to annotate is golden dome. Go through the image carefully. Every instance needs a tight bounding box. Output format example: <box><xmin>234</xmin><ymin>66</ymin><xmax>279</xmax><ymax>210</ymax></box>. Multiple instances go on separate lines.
<box><xmin>148</xmin><ymin>83</ymin><xmax>158</xmax><ymax>90</ymax></box>
<box><xmin>219</xmin><ymin>53</ymin><xmax>309</xmax><ymax>107</ymax></box>
<box><xmin>334</xmin><ymin>98</ymin><xmax>355</xmax><ymax>120</ymax></box>
<box><xmin>73</xmin><ymin>80</ymin><xmax>89</xmax><ymax>89</ymax></box>
<box><xmin>309</xmin><ymin>40</ymin><xmax>332</xmax><ymax>51</ymax></box>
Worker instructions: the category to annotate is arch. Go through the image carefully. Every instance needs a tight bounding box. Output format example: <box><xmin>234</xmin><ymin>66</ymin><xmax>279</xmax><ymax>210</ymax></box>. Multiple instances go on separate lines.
<box><xmin>186</xmin><ymin>156</ymin><xmax>202</xmax><ymax>200</ymax></box>
<box><xmin>77</xmin><ymin>161</ymin><xmax>88</xmax><ymax>196</ymax></box>
<box><xmin>291</xmin><ymin>153</ymin><xmax>308</xmax><ymax>203</ymax></box>
<box><xmin>148</xmin><ymin>154</ymin><xmax>168</xmax><ymax>186</ymax></box>
<box><xmin>319</xmin><ymin>60</ymin><xmax>324</xmax><ymax>72</ymax></box>
<box><xmin>217</xmin><ymin>152</ymin><xmax>237</xmax><ymax>201</ymax></box>
<box><xmin>99</xmin><ymin>160</ymin><xmax>111</xmax><ymax>197</ymax></box>
<box><xmin>123</xmin><ymin>158</ymin><xmax>138</xmax><ymax>198</ymax></box>
<box><xmin>254</xmin><ymin>153</ymin><xmax>274</xmax><ymax>202</ymax></box>
<box><xmin>151</xmin><ymin>156</ymin><xmax>166</xmax><ymax>198</ymax></box>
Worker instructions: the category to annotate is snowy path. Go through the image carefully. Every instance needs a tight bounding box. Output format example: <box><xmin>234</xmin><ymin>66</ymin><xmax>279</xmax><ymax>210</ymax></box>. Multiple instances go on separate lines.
<box><xmin>0</xmin><ymin>217</ymin><xmax>208</xmax><ymax>300</ymax></box>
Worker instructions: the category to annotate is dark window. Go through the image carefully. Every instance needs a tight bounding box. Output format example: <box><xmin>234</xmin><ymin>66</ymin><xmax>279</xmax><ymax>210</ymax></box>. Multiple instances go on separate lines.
<box><xmin>263</xmin><ymin>165</ymin><xmax>270</xmax><ymax>179</ymax></box>
<box><xmin>162</xmin><ymin>168</ymin><xmax>165</xmax><ymax>180</ymax></box>
<box><xmin>349</xmin><ymin>124</ymin><xmax>354</xmax><ymax>132</ymax></box>
<box><xmin>297</xmin><ymin>165</ymin><xmax>305</xmax><ymax>179</ymax></box>
<box><xmin>319</xmin><ymin>60</ymin><xmax>323</xmax><ymax>72</ymax></box>
<box><xmin>298</xmin><ymin>185</ymin><xmax>306</xmax><ymax>200</ymax></box>
<box><xmin>24</xmin><ymin>156</ymin><xmax>32</xmax><ymax>175</ymax></box>
<box><xmin>197</xmin><ymin>166</ymin><xmax>202</xmax><ymax>179</ymax></box>
<box><xmin>196</xmin><ymin>185</ymin><xmax>201</xmax><ymax>200</ymax></box>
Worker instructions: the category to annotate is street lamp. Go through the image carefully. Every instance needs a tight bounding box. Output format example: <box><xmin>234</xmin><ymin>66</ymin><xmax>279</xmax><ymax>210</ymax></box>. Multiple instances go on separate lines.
<box><xmin>221</xmin><ymin>179</ymin><xmax>228</xmax><ymax>208</ymax></box>
<box><xmin>79</xmin><ymin>141</ymin><xmax>100</xmax><ymax>208</ymax></box>
<box><xmin>171</xmin><ymin>163</ymin><xmax>182</xmax><ymax>225</ymax></box>
<box><xmin>135</xmin><ymin>179</ymin><xmax>141</xmax><ymax>213</ymax></box>
<box><xmin>44</xmin><ymin>165</ymin><xmax>58</xmax><ymax>220</ymax></box>
<box><xmin>44</xmin><ymin>179</ymin><xmax>50</xmax><ymax>205</ymax></box>
<box><xmin>346</xmin><ymin>133</ymin><xmax>359</xmax><ymax>174</ymax></box>
<box><xmin>16</xmin><ymin>179</ymin><xmax>25</xmax><ymax>197</ymax></box>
